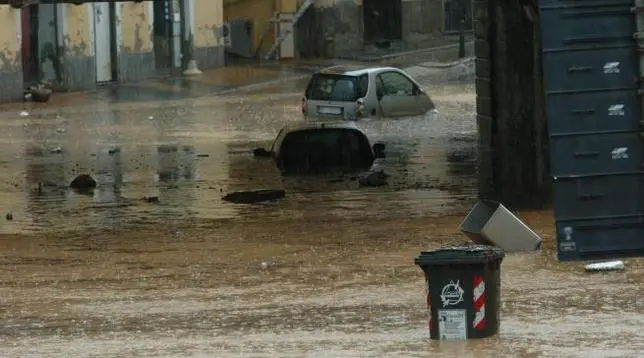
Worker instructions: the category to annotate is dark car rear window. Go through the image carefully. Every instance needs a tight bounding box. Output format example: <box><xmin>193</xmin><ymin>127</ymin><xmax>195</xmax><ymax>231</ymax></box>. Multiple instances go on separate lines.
<box><xmin>306</xmin><ymin>74</ymin><xmax>369</xmax><ymax>102</ymax></box>
<box><xmin>279</xmin><ymin>128</ymin><xmax>374</xmax><ymax>173</ymax></box>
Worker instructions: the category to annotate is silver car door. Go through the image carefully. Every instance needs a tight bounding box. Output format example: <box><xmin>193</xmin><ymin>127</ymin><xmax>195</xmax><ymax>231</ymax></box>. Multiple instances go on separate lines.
<box><xmin>376</xmin><ymin>75</ymin><xmax>399</xmax><ymax>117</ymax></box>
<box><xmin>402</xmin><ymin>73</ymin><xmax>436</xmax><ymax>115</ymax></box>
<box><xmin>415</xmin><ymin>89</ymin><xmax>436</xmax><ymax>113</ymax></box>
<box><xmin>377</xmin><ymin>71</ymin><xmax>421</xmax><ymax>117</ymax></box>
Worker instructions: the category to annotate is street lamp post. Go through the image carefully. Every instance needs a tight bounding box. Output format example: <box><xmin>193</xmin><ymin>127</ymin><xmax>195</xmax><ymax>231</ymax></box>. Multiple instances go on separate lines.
<box><xmin>458</xmin><ymin>19</ymin><xmax>466</xmax><ymax>58</ymax></box>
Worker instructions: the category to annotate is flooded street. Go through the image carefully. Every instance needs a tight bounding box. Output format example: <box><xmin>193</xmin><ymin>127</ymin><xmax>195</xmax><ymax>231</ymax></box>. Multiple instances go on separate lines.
<box><xmin>0</xmin><ymin>62</ymin><xmax>642</xmax><ymax>357</ymax></box>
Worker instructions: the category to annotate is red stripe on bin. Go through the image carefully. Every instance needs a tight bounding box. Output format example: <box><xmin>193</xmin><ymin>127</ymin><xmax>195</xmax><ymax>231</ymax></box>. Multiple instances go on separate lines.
<box><xmin>473</xmin><ymin>275</ymin><xmax>486</xmax><ymax>330</ymax></box>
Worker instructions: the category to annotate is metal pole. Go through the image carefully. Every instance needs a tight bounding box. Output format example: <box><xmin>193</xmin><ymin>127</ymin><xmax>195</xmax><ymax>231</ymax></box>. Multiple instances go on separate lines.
<box><xmin>458</xmin><ymin>19</ymin><xmax>466</xmax><ymax>58</ymax></box>
<box><xmin>182</xmin><ymin>0</ymin><xmax>202</xmax><ymax>75</ymax></box>
<box><xmin>634</xmin><ymin>1</ymin><xmax>644</xmax><ymax>132</ymax></box>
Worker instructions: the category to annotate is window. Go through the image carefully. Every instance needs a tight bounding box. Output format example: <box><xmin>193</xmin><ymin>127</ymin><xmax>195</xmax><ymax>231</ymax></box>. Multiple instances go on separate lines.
<box><xmin>377</xmin><ymin>72</ymin><xmax>415</xmax><ymax>96</ymax></box>
<box><xmin>356</xmin><ymin>74</ymin><xmax>369</xmax><ymax>98</ymax></box>
<box><xmin>306</xmin><ymin>74</ymin><xmax>366</xmax><ymax>102</ymax></box>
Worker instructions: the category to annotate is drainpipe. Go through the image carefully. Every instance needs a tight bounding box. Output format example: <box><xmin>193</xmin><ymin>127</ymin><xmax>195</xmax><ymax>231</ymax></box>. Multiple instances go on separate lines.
<box><xmin>182</xmin><ymin>0</ymin><xmax>202</xmax><ymax>75</ymax></box>
<box><xmin>54</xmin><ymin>3</ymin><xmax>66</xmax><ymax>91</ymax></box>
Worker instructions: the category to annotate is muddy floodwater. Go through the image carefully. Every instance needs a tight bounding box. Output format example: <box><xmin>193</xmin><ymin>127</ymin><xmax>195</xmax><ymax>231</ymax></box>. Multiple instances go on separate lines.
<box><xmin>0</xmin><ymin>65</ymin><xmax>643</xmax><ymax>357</ymax></box>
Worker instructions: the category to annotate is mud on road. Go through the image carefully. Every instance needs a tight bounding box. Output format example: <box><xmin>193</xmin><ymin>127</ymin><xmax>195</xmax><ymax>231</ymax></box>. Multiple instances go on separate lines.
<box><xmin>1</xmin><ymin>212</ymin><xmax>642</xmax><ymax>357</ymax></box>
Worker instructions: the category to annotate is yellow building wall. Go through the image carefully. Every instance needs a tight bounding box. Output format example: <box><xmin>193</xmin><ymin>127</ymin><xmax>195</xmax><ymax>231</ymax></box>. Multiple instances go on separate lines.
<box><xmin>65</xmin><ymin>4</ymin><xmax>91</xmax><ymax>56</ymax></box>
<box><xmin>119</xmin><ymin>2</ymin><xmax>152</xmax><ymax>52</ymax></box>
<box><xmin>223</xmin><ymin>0</ymin><xmax>275</xmax><ymax>53</ymax></box>
<box><xmin>195</xmin><ymin>0</ymin><xmax>225</xmax><ymax>48</ymax></box>
<box><xmin>0</xmin><ymin>6</ymin><xmax>19</xmax><ymax>70</ymax></box>
<box><xmin>279</xmin><ymin>0</ymin><xmax>298</xmax><ymax>12</ymax></box>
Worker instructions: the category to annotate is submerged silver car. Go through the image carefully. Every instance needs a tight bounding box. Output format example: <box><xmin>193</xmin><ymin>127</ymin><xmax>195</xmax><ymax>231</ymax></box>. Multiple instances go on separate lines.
<box><xmin>301</xmin><ymin>65</ymin><xmax>438</xmax><ymax>121</ymax></box>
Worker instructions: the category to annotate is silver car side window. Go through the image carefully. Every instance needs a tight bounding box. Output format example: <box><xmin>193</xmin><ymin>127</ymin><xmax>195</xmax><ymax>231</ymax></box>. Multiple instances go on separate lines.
<box><xmin>379</xmin><ymin>72</ymin><xmax>415</xmax><ymax>96</ymax></box>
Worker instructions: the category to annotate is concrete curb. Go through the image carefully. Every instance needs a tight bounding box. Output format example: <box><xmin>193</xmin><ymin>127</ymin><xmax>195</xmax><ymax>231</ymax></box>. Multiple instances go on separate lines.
<box><xmin>215</xmin><ymin>57</ymin><xmax>475</xmax><ymax>95</ymax></box>
<box><xmin>335</xmin><ymin>41</ymin><xmax>476</xmax><ymax>62</ymax></box>
<box><xmin>213</xmin><ymin>74</ymin><xmax>310</xmax><ymax>95</ymax></box>
<box><xmin>415</xmin><ymin>57</ymin><xmax>475</xmax><ymax>69</ymax></box>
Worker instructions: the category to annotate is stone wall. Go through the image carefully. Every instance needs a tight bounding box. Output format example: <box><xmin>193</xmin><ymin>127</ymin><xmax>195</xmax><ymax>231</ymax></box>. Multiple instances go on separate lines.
<box><xmin>401</xmin><ymin>0</ymin><xmax>443</xmax><ymax>50</ymax></box>
<box><xmin>298</xmin><ymin>0</ymin><xmax>455</xmax><ymax>58</ymax></box>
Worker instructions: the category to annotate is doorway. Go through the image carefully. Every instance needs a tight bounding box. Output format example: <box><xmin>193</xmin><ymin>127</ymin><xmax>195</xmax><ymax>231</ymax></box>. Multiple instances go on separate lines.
<box><xmin>21</xmin><ymin>5</ymin><xmax>61</xmax><ymax>86</ymax></box>
<box><xmin>21</xmin><ymin>7</ymin><xmax>39</xmax><ymax>85</ymax></box>
<box><xmin>93</xmin><ymin>2</ymin><xmax>117</xmax><ymax>83</ymax></box>
<box><xmin>153</xmin><ymin>0</ymin><xmax>183</xmax><ymax>74</ymax></box>
<box><xmin>363</xmin><ymin>0</ymin><xmax>402</xmax><ymax>45</ymax></box>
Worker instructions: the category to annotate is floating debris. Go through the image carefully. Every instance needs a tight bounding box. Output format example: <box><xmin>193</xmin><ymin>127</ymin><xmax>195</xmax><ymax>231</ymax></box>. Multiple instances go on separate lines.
<box><xmin>222</xmin><ymin>189</ymin><xmax>286</xmax><ymax>204</ymax></box>
<box><xmin>70</xmin><ymin>174</ymin><xmax>97</xmax><ymax>193</ymax></box>
<box><xmin>585</xmin><ymin>261</ymin><xmax>625</xmax><ymax>272</ymax></box>
<box><xmin>142</xmin><ymin>196</ymin><xmax>160</xmax><ymax>203</ymax></box>
<box><xmin>19</xmin><ymin>111</ymin><xmax>29</xmax><ymax>117</ymax></box>
<box><xmin>359</xmin><ymin>169</ymin><xmax>389</xmax><ymax>187</ymax></box>
<box><xmin>24</xmin><ymin>82</ymin><xmax>52</xmax><ymax>103</ymax></box>
<box><xmin>460</xmin><ymin>201</ymin><xmax>543</xmax><ymax>252</ymax></box>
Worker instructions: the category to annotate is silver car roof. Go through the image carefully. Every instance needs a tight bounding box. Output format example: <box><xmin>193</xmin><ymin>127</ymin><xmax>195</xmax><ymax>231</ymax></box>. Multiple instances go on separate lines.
<box><xmin>316</xmin><ymin>65</ymin><xmax>402</xmax><ymax>77</ymax></box>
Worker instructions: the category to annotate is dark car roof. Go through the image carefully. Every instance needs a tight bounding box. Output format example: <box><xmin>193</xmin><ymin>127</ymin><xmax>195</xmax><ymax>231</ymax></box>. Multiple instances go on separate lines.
<box><xmin>272</xmin><ymin>122</ymin><xmax>376</xmax><ymax>174</ymax></box>
<box><xmin>272</xmin><ymin>122</ymin><xmax>370</xmax><ymax>155</ymax></box>
<box><xmin>277</xmin><ymin>121</ymin><xmax>364</xmax><ymax>133</ymax></box>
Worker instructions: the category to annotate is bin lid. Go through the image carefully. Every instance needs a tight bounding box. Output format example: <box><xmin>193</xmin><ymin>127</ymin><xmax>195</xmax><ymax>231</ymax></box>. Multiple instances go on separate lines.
<box><xmin>414</xmin><ymin>244</ymin><xmax>505</xmax><ymax>266</ymax></box>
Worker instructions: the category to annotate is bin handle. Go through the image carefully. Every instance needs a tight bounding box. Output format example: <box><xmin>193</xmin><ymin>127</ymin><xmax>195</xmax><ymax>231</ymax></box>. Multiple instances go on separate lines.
<box><xmin>568</xmin><ymin>66</ymin><xmax>593</xmax><ymax>73</ymax></box>
<box><xmin>571</xmin><ymin>108</ymin><xmax>596</xmax><ymax>115</ymax></box>
<box><xmin>574</xmin><ymin>151</ymin><xmax>600</xmax><ymax>157</ymax></box>
<box><xmin>578</xmin><ymin>193</ymin><xmax>603</xmax><ymax>201</ymax></box>
<box><xmin>563</xmin><ymin>35</ymin><xmax>616</xmax><ymax>44</ymax></box>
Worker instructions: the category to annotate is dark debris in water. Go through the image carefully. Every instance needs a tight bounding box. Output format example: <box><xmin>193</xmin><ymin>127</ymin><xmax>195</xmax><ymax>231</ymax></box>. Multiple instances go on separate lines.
<box><xmin>69</xmin><ymin>174</ymin><xmax>97</xmax><ymax>194</ymax></box>
<box><xmin>358</xmin><ymin>170</ymin><xmax>389</xmax><ymax>187</ymax></box>
<box><xmin>222</xmin><ymin>189</ymin><xmax>286</xmax><ymax>204</ymax></box>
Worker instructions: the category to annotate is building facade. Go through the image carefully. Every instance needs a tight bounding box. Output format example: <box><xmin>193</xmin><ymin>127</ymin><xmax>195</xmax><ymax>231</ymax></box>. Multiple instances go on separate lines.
<box><xmin>0</xmin><ymin>0</ymin><xmax>226</xmax><ymax>103</ymax></box>
<box><xmin>222</xmin><ymin>0</ymin><xmax>301</xmax><ymax>58</ymax></box>
<box><xmin>296</xmin><ymin>0</ymin><xmax>473</xmax><ymax>58</ymax></box>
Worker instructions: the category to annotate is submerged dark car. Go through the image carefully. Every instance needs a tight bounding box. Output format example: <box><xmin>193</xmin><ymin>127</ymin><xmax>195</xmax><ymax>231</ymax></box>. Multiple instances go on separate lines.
<box><xmin>254</xmin><ymin>122</ymin><xmax>385</xmax><ymax>175</ymax></box>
